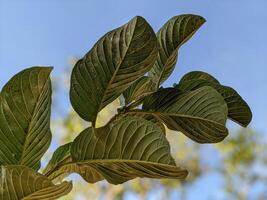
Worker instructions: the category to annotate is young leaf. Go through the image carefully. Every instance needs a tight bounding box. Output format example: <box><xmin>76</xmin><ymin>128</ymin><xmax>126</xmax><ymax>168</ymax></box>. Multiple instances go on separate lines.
<box><xmin>70</xmin><ymin>16</ymin><xmax>158</xmax><ymax>125</ymax></box>
<box><xmin>0</xmin><ymin>165</ymin><xmax>72</xmax><ymax>200</ymax></box>
<box><xmin>148</xmin><ymin>15</ymin><xmax>206</xmax><ymax>88</ymax></box>
<box><xmin>141</xmin><ymin>87</ymin><xmax>228</xmax><ymax>143</ymax></box>
<box><xmin>177</xmin><ymin>71</ymin><xmax>252</xmax><ymax>127</ymax></box>
<box><xmin>123</xmin><ymin>76</ymin><xmax>156</xmax><ymax>105</ymax></box>
<box><xmin>0</xmin><ymin>67</ymin><xmax>52</xmax><ymax>170</ymax></box>
<box><xmin>71</xmin><ymin>116</ymin><xmax>188</xmax><ymax>185</ymax></box>
<box><xmin>43</xmin><ymin>143</ymin><xmax>103</xmax><ymax>183</ymax></box>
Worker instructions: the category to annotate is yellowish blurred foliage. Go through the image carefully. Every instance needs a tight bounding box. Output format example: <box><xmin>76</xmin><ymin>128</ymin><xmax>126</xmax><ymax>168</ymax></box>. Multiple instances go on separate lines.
<box><xmin>49</xmin><ymin>64</ymin><xmax>266</xmax><ymax>200</ymax></box>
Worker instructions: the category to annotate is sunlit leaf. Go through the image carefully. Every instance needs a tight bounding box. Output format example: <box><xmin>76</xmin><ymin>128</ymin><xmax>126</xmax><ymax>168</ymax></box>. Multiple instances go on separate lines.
<box><xmin>142</xmin><ymin>86</ymin><xmax>228</xmax><ymax>143</ymax></box>
<box><xmin>70</xmin><ymin>16</ymin><xmax>158</xmax><ymax>125</ymax></box>
<box><xmin>0</xmin><ymin>67</ymin><xmax>52</xmax><ymax>170</ymax></box>
<box><xmin>177</xmin><ymin>71</ymin><xmax>252</xmax><ymax>126</ymax></box>
<box><xmin>148</xmin><ymin>15</ymin><xmax>206</xmax><ymax>87</ymax></box>
<box><xmin>71</xmin><ymin>116</ymin><xmax>188</xmax><ymax>184</ymax></box>
<box><xmin>0</xmin><ymin>165</ymin><xmax>72</xmax><ymax>200</ymax></box>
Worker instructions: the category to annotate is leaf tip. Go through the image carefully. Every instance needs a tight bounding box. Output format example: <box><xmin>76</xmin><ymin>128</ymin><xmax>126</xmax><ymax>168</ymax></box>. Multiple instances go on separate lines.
<box><xmin>132</xmin><ymin>15</ymin><xmax>146</xmax><ymax>22</ymax></box>
<box><xmin>47</xmin><ymin>66</ymin><xmax>54</xmax><ymax>71</ymax></box>
<box><xmin>191</xmin><ymin>14</ymin><xmax>206</xmax><ymax>25</ymax></box>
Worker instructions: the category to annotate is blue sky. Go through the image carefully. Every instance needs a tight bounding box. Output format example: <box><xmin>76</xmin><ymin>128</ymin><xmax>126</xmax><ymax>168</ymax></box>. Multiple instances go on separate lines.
<box><xmin>1</xmin><ymin>0</ymin><xmax>266</xmax><ymax>134</ymax></box>
<box><xmin>0</xmin><ymin>1</ymin><xmax>266</xmax><ymax>199</ymax></box>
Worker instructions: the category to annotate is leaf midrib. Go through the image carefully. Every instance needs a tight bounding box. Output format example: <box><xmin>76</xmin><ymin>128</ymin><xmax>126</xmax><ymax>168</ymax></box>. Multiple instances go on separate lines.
<box><xmin>155</xmin><ymin>50</ymin><xmax>178</xmax><ymax>88</ymax></box>
<box><xmin>19</xmin><ymin>75</ymin><xmax>50</xmax><ymax>166</ymax></box>
<box><xmin>94</xmin><ymin>19</ymin><xmax>138</xmax><ymax>126</ymax></box>
<box><xmin>128</xmin><ymin>110</ymin><xmax>227</xmax><ymax>127</ymax></box>
<box><xmin>22</xmin><ymin>181</ymin><xmax>72</xmax><ymax>200</ymax></box>
<box><xmin>73</xmin><ymin>159</ymin><xmax>179</xmax><ymax>168</ymax></box>
<box><xmin>155</xmin><ymin>16</ymin><xmax>205</xmax><ymax>88</ymax></box>
<box><xmin>44</xmin><ymin>158</ymin><xmax>181</xmax><ymax>179</ymax></box>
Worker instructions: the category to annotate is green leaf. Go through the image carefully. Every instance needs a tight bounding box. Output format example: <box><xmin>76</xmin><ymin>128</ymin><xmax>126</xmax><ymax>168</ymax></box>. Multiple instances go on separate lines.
<box><xmin>0</xmin><ymin>165</ymin><xmax>72</xmax><ymax>200</ymax></box>
<box><xmin>43</xmin><ymin>143</ymin><xmax>103</xmax><ymax>184</ymax></box>
<box><xmin>43</xmin><ymin>143</ymin><xmax>72</xmax><ymax>181</ymax></box>
<box><xmin>177</xmin><ymin>71</ymin><xmax>252</xmax><ymax>127</ymax></box>
<box><xmin>118</xmin><ymin>112</ymin><xmax>166</xmax><ymax>135</ymax></box>
<box><xmin>71</xmin><ymin>116</ymin><xmax>188</xmax><ymax>185</ymax></box>
<box><xmin>0</xmin><ymin>67</ymin><xmax>52</xmax><ymax>170</ymax></box>
<box><xmin>179</xmin><ymin>70</ymin><xmax>219</xmax><ymax>84</ymax></box>
<box><xmin>148</xmin><ymin>14</ymin><xmax>206</xmax><ymax>87</ymax></box>
<box><xmin>142</xmin><ymin>86</ymin><xmax>228</xmax><ymax>143</ymax></box>
<box><xmin>70</xmin><ymin>16</ymin><xmax>158</xmax><ymax>125</ymax></box>
<box><xmin>123</xmin><ymin>76</ymin><xmax>156</xmax><ymax>105</ymax></box>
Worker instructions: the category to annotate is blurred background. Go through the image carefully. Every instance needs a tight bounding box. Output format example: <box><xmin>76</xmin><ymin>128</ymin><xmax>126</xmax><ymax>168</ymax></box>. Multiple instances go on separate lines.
<box><xmin>1</xmin><ymin>0</ymin><xmax>267</xmax><ymax>199</ymax></box>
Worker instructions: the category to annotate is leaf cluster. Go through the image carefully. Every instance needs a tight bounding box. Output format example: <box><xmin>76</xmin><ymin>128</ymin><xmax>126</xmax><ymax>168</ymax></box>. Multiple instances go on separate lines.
<box><xmin>0</xmin><ymin>14</ymin><xmax>251</xmax><ymax>199</ymax></box>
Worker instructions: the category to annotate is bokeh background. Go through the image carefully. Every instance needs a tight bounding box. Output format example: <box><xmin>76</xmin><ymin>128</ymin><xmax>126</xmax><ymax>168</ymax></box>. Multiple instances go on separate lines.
<box><xmin>1</xmin><ymin>0</ymin><xmax>267</xmax><ymax>199</ymax></box>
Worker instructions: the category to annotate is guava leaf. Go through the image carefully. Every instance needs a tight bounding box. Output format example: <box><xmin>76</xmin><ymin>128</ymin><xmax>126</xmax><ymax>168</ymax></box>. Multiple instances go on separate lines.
<box><xmin>148</xmin><ymin>15</ymin><xmax>206</xmax><ymax>87</ymax></box>
<box><xmin>0</xmin><ymin>165</ymin><xmax>72</xmax><ymax>200</ymax></box>
<box><xmin>123</xmin><ymin>76</ymin><xmax>156</xmax><ymax>105</ymax></box>
<box><xmin>71</xmin><ymin>116</ymin><xmax>188</xmax><ymax>184</ymax></box>
<box><xmin>177</xmin><ymin>71</ymin><xmax>252</xmax><ymax>126</ymax></box>
<box><xmin>118</xmin><ymin>112</ymin><xmax>166</xmax><ymax>135</ymax></box>
<box><xmin>142</xmin><ymin>86</ymin><xmax>228</xmax><ymax>143</ymax></box>
<box><xmin>0</xmin><ymin>67</ymin><xmax>52</xmax><ymax>170</ymax></box>
<box><xmin>43</xmin><ymin>143</ymin><xmax>103</xmax><ymax>184</ymax></box>
<box><xmin>70</xmin><ymin>16</ymin><xmax>158</xmax><ymax>125</ymax></box>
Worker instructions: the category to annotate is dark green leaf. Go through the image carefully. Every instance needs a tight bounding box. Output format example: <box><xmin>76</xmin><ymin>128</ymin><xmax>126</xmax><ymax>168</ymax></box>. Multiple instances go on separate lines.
<box><xmin>177</xmin><ymin>71</ymin><xmax>252</xmax><ymax>127</ymax></box>
<box><xmin>0</xmin><ymin>67</ymin><xmax>52</xmax><ymax>170</ymax></box>
<box><xmin>114</xmin><ymin>112</ymin><xmax>166</xmax><ymax>135</ymax></box>
<box><xmin>179</xmin><ymin>70</ymin><xmax>219</xmax><ymax>84</ymax></box>
<box><xmin>148</xmin><ymin>15</ymin><xmax>206</xmax><ymax>87</ymax></box>
<box><xmin>70</xmin><ymin>16</ymin><xmax>158</xmax><ymax>125</ymax></box>
<box><xmin>0</xmin><ymin>165</ymin><xmax>72</xmax><ymax>200</ymax></box>
<box><xmin>142</xmin><ymin>86</ymin><xmax>228</xmax><ymax>143</ymax></box>
<box><xmin>123</xmin><ymin>76</ymin><xmax>156</xmax><ymax>106</ymax></box>
<box><xmin>71</xmin><ymin>116</ymin><xmax>188</xmax><ymax>184</ymax></box>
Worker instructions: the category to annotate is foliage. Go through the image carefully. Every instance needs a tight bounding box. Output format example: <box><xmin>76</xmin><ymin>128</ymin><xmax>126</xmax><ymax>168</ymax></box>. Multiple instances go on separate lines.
<box><xmin>0</xmin><ymin>14</ymin><xmax>252</xmax><ymax>199</ymax></box>
<box><xmin>57</xmin><ymin>109</ymin><xmax>264</xmax><ymax>200</ymax></box>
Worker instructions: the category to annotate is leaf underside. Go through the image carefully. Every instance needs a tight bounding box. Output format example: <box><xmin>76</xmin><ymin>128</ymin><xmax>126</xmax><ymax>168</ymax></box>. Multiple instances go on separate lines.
<box><xmin>148</xmin><ymin>14</ymin><xmax>206</xmax><ymax>88</ymax></box>
<box><xmin>142</xmin><ymin>86</ymin><xmax>228</xmax><ymax>143</ymax></box>
<box><xmin>0</xmin><ymin>13</ymin><xmax>254</xmax><ymax>200</ymax></box>
<box><xmin>177</xmin><ymin>71</ymin><xmax>252</xmax><ymax>127</ymax></box>
<box><xmin>71</xmin><ymin>116</ymin><xmax>188</xmax><ymax>184</ymax></box>
<box><xmin>123</xmin><ymin>76</ymin><xmax>156</xmax><ymax>106</ymax></box>
<box><xmin>118</xmin><ymin>112</ymin><xmax>166</xmax><ymax>135</ymax></box>
<box><xmin>70</xmin><ymin>16</ymin><xmax>158</xmax><ymax>125</ymax></box>
<box><xmin>0</xmin><ymin>67</ymin><xmax>52</xmax><ymax>170</ymax></box>
<box><xmin>0</xmin><ymin>165</ymin><xmax>72</xmax><ymax>200</ymax></box>
<box><xmin>43</xmin><ymin>143</ymin><xmax>103</xmax><ymax>184</ymax></box>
